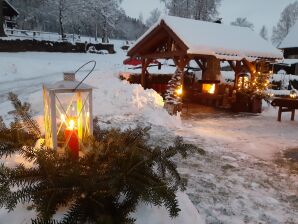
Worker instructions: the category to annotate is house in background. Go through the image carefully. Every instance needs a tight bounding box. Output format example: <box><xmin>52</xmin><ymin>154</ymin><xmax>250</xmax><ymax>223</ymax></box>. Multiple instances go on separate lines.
<box><xmin>3</xmin><ymin>0</ymin><xmax>19</xmax><ymax>29</ymax></box>
<box><xmin>276</xmin><ymin>21</ymin><xmax>298</xmax><ymax>75</ymax></box>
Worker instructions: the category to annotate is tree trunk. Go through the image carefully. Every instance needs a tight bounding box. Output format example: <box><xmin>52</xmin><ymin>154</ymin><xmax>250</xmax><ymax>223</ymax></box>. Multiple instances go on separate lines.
<box><xmin>59</xmin><ymin>0</ymin><xmax>65</xmax><ymax>40</ymax></box>
<box><xmin>0</xmin><ymin>0</ymin><xmax>6</xmax><ymax>37</ymax></box>
<box><xmin>102</xmin><ymin>17</ymin><xmax>108</xmax><ymax>43</ymax></box>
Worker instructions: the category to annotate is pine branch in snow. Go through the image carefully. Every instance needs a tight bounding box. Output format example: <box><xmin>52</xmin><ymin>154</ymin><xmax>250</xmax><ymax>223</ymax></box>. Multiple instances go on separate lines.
<box><xmin>8</xmin><ymin>92</ymin><xmax>41</xmax><ymax>139</ymax></box>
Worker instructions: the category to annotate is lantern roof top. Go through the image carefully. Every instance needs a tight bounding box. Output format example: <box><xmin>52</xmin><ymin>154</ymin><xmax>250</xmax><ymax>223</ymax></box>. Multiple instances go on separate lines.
<box><xmin>44</xmin><ymin>72</ymin><xmax>94</xmax><ymax>91</ymax></box>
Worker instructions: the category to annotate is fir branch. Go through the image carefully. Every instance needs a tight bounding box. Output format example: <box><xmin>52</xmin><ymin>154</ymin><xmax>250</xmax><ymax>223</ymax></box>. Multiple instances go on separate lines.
<box><xmin>8</xmin><ymin>92</ymin><xmax>41</xmax><ymax>139</ymax></box>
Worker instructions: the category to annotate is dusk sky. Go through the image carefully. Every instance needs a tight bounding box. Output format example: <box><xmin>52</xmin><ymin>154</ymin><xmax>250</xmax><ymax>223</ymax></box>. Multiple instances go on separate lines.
<box><xmin>121</xmin><ymin>0</ymin><xmax>298</xmax><ymax>35</ymax></box>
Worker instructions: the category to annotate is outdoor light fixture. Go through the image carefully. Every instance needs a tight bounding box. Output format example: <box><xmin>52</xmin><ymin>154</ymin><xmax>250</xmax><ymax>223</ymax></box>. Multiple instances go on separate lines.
<box><xmin>202</xmin><ymin>84</ymin><xmax>216</xmax><ymax>94</ymax></box>
<box><xmin>43</xmin><ymin>72</ymin><xmax>94</xmax><ymax>157</ymax></box>
<box><xmin>290</xmin><ymin>90</ymin><xmax>297</xmax><ymax>99</ymax></box>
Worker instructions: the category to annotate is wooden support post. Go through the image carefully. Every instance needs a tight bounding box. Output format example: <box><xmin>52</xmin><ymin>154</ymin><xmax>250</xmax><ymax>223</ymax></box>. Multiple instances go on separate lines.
<box><xmin>175</xmin><ymin>57</ymin><xmax>190</xmax><ymax>88</ymax></box>
<box><xmin>141</xmin><ymin>58</ymin><xmax>146</xmax><ymax>88</ymax></box>
<box><xmin>234</xmin><ymin>61</ymin><xmax>242</xmax><ymax>89</ymax></box>
<box><xmin>141</xmin><ymin>58</ymin><xmax>152</xmax><ymax>89</ymax></box>
<box><xmin>278</xmin><ymin>106</ymin><xmax>282</xmax><ymax>122</ymax></box>
<box><xmin>242</xmin><ymin>59</ymin><xmax>256</xmax><ymax>81</ymax></box>
<box><xmin>291</xmin><ymin>109</ymin><xmax>295</xmax><ymax>121</ymax></box>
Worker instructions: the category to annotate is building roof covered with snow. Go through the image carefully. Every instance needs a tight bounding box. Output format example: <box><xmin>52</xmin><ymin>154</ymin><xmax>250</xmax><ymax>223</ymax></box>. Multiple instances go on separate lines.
<box><xmin>3</xmin><ymin>0</ymin><xmax>19</xmax><ymax>18</ymax></box>
<box><xmin>128</xmin><ymin>16</ymin><xmax>283</xmax><ymax>61</ymax></box>
<box><xmin>279</xmin><ymin>21</ymin><xmax>298</xmax><ymax>49</ymax></box>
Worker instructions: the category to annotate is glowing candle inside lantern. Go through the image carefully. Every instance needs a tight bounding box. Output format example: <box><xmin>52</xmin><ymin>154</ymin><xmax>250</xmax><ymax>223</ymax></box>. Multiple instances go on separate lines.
<box><xmin>64</xmin><ymin>118</ymin><xmax>79</xmax><ymax>159</ymax></box>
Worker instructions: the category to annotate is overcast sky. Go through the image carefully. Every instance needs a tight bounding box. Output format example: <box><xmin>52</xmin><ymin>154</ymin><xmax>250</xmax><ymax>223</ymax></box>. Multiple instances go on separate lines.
<box><xmin>121</xmin><ymin>0</ymin><xmax>298</xmax><ymax>35</ymax></box>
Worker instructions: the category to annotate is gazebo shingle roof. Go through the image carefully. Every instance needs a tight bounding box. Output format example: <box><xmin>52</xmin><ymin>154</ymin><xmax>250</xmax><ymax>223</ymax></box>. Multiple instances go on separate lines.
<box><xmin>129</xmin><ymin>16</ymin><xmax>283</xmax><ymax>61</ymax></box>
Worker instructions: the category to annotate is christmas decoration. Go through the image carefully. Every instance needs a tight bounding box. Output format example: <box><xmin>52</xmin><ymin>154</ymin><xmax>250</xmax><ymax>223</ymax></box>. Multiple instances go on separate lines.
<box><xmin>0</xmin><ymin>95</ymin><xmax>202</xmax><ymax>224</ymax></box>
<box><xmin>237</xmin><ymin>74</ymin><xmax>250</xmax><ymax>90</ymax></box>
<box><xmin>290</xmin><ymin>90</ymin><xmax>297</xmax><ymax>99</ymax></box>
<box><xmin>164</xmin><ymin>69</ymin><xmax>183</xmax><ymax>114</ymax></box>
<box><xmin>43</xmin><ymin>61</ymin><xmax>96</xmax><ymax>157</ymax></box>
<box><xmin>237</xmin><ymin>62</ymin><xmax>273</xmax><ymax>102</ymax></box>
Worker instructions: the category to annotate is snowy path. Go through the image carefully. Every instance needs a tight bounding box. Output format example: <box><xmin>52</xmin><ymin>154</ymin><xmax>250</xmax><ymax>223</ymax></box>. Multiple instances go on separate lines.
<box><xmin>0</xmin><ymin>50</ymin><xmax>297</xmax><ymax>223</ymax></box>
<box><xmin>179</xmin><ymin>105</ymin><xmax>298</xmax><ymax>161</ymax></box>
<box><xmin>171</xmin><ymin>106</ymin><xmax>298</xmax><ymax>224</ymax></box>
<box><xmin>177</xmin><ymin>148</ymin><xmax>298</xmax><ymax>224</ymax></box>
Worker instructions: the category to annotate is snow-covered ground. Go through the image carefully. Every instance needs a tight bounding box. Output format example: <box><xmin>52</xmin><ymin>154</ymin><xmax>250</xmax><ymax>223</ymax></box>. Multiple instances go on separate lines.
<box><xmin>0</xmin><ymin>41</ymin><xmax>297</xmax><ymax>223</ymax></box>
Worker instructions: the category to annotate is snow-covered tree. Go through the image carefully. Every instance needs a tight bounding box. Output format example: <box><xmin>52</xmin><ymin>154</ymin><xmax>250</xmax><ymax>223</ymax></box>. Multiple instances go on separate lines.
<box><xmin>9</xmin><ymin>0</ymin><xmax>144</xmax><ymax>40</ymax></box>
<box><xmin>0</xmin><ymin>0</ymin><xmax>5</xmax><ymax>37</ymax></box>
<box><xmin>93</xmin><ymin>0</ymin><xmax>122</xmax><ymax>43</ymax></box>
<box><xmin>161</xmin><ymin>0</ymin><xmax>221</xmax><ymax>21</ymax></box>
<box><xmin>164</xmin><ymin>69</ymin><xmax>183</xmax><ymax>114</ymax></box>
<box><xmin>146</xmin><ymin>8</ymin><xmax>161</xmax><ymax>27</ymax></box>
<box><xmin>230</xmin><ymin>17</ymin><xmax>254</xmax><ymax>30</ymax></box>
<box><xmin>271</xmin><ymin>1</ymin><xmax>298</xmax><ymax>46</ymax></box>
<box><xmin>9</xmin><ymin>0</ymin><xmax>47</xmax><ymax>30</ymax></box>
<box><xmin>259</xmin><ymin>25</ymin><xmax>268</xmax><ymax>41</ymax></box>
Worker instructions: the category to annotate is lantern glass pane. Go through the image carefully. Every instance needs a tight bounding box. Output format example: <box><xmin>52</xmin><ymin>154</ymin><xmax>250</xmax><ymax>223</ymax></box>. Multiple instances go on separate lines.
<box><xmin>43</xmin><ymin>87</ymin><xmax>54</xmax><ymax>148</ymax></box>
<box><xmin>54</xmin><ymin>91</ymin><xmax>91</xmax><ymax>148</ymax></box>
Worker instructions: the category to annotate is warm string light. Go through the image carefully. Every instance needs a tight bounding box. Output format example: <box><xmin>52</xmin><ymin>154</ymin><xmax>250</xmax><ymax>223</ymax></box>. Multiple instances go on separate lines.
<box><xmin>237</xmin><ymin>76</ymin><xmax>249</xmax><ymax>90</ymax></box>
<box><xmin>176</xmin><ymin>86</ymin><xmax>183</xmax><ymax>96</ymax></box>
<box><xmin>290</xmin><ymin>91</ymin><xmax>297</xmax><ymax>99</ymax></box>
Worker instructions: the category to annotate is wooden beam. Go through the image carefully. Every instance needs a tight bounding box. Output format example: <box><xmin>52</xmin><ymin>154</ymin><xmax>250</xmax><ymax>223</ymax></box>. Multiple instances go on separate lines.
<box><xmin>194</xmin><ymin>58</ymin><xmax>206</xmax><ymax>71</ymax></box>
<box><xmin>140</xmin><ymin>51</ymin><xmax>185</xmax><ymax>59</ymax></box>
<box><xmin>228</xmin><ymin>61</ymin><xmax>236</xmax><ymax>72</ymax></box>
<box><xmin>233</xmin><ymin>61</ymin><xmax>242</xmax><ymax>88</ymax></box>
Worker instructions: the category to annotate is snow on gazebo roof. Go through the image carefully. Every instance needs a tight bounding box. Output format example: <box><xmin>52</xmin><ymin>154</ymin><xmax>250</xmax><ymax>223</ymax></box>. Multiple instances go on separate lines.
<box><xmin>130</xmin><ymin>16</ymin><xmax>283</xmax><ymax>61</ymax></box>
<box><xmin>279</xmin><ymin>21</ymin><xmax>298</xmax><ymax>49</ymax></box>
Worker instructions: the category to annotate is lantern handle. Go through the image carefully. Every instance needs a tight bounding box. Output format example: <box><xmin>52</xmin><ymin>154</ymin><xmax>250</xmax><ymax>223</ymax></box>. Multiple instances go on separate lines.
<box><xmin>73</xmin><ymin>60</ymin><xmax>97</xmax><ymax>91</ymax></box>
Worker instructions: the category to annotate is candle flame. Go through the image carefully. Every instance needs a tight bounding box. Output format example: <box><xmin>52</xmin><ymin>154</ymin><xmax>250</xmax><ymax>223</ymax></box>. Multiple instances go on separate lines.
<box><xmin>68</xmin><ymin>119</ymin><xmax>75</xmax><ymax>130</ymax></box>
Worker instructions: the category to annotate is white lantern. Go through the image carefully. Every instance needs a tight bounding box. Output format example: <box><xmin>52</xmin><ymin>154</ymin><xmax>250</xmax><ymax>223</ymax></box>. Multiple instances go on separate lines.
<box><xmin>43</xmin><ymin>72</ymin><xmax>94</xmax><ymax>153</ymax></box>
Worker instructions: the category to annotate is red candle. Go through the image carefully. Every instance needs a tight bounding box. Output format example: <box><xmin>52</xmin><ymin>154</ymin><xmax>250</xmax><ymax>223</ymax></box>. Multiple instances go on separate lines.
<box><xmin>64</xmin><ymin>119</ymin><xmax>79</xmax><ymax>159</ymax></box>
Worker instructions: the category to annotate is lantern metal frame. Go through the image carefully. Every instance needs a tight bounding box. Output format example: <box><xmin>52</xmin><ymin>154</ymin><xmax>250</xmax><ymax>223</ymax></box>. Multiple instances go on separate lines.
<box><xmin>43</xmin><ymin>72</ymin><xmax>94</xmax><ymax>150</ymax></box>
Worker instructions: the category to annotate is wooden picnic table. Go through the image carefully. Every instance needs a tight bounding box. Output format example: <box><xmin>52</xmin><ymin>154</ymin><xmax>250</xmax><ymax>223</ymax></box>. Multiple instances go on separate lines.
<box><xmin>271</xmin><ymin>98</ymin><xmax>298</xmax><ymax>121</ymax></box>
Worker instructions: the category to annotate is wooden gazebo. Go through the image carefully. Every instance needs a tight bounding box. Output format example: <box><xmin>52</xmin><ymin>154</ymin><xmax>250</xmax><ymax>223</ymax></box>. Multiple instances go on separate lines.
<box><xmin>127</xmin><ymin>16</ymin><xmax>283</xmax><ymax>98</ymax></box>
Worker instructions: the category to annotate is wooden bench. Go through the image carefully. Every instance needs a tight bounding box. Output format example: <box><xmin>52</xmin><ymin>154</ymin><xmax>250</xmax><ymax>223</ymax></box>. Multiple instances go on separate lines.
<box><xmin>271</xmin><ymin>98</ymin><xmax>298</xmax><ymax>121</ymax></box>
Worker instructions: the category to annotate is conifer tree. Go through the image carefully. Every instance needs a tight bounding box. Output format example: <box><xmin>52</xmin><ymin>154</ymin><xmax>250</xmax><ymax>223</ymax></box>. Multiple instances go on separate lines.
<box><xmin>164</xmin><ymin>69</ymin><xmax>183</xmax><ymax>114</ymax></box>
